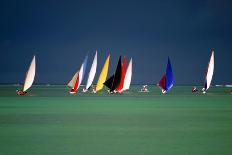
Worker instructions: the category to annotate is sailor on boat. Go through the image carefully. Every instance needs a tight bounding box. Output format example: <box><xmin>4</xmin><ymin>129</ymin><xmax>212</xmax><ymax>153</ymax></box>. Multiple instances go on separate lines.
<box><xmin>202</xmin><ymin>83</ymin><xmax>207</xmax><ymax>94</ymax></box>
<box><xmin>69</xmin><ymin>88</ymin><xmax>77</xmax><ymax>94</ymax></box>
<box><xmin>83</xmin><ymin>85</ymin><xmax>95</xmax><ymax>93</ymax></box>
<box><xmin>140</xmin><ymin>85</ymin><xmax>149</xmax><ymax>92</ymax></box>
<box><xmin>192</xmin><ymin>86</ymin><xmax>198</xmax><ymax>93</ymax></box>
<box><xmin>93</xmin><ymin>87</ymin><xmax>97</xmax><ymax>93</ymax></box>
<box><xmin>16</xmin><ymin>90</ymin><xmax>27</xmax><ymax>96</ymax></box>
<box><xmin>82</xmin><ymin>88</ymin><xmax>88</xmax><ymax>92</ymax></box>
<box><xmin>202</xmin><ymin>88</ymin><xmax>206</xmax><ymax>94</ymax></box>
<box><xmin>161</xmin><ymin>89</ymin><xmax>166</xmax><ymax>94</ymax></box>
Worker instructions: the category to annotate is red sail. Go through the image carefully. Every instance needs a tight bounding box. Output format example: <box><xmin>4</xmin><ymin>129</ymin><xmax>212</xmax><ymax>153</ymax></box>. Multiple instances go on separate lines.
<box><xmin>158</xmin><ymin>74</ymin><xmax>166</xmax><ymax>90</ymax></box>
<box><xmin>71</xmin><ymin>73</ymin><xmax>80</xmax><ymax>92</ymax></box>
<box><xmin>116</xmin><ymin>56</ymin><xmax>126</xmax><ymax>92</ymax></box>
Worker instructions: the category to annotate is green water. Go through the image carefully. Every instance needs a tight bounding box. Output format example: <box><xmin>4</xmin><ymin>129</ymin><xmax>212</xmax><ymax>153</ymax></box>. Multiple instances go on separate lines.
<box><xmin>0</xmin><ymin>85</ymin><xmax>231</xmax><ymax>155</ymax></box>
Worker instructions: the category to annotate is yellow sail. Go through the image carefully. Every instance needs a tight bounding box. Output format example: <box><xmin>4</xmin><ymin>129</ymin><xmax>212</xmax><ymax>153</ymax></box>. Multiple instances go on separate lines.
<box><xmin>95</xmin><ymin>54</ymin><xmax>110</xmax><ymax>92</ymax></box>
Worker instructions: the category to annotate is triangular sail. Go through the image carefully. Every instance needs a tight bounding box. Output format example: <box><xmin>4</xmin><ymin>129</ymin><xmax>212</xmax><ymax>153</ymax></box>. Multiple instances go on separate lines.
<box><xmin>72</xmin><ymin>72</ymin><xmax>80</xmax><ymax>91</ymax></box>
<box><xmin>85</xmin><ymin>51</ymin><xmax>97</xmax><ymax>90</ymax></box>
<box><xmin>110</xmin><ymin>56</ymin><xmax>122</xmax><ymax>92</ymax></box>
<box><xmin>103</xmin><ymin>75</ymin><xmax>114</xmax><ymax>89</ymax></box>
<box><xmin>204</xmin><ymin>51</ymin><xmax>214</xmax><ymax>91</ymax></box>
<box><xmin>76</xmin><ymin>64</ymin><xmax>84</xmax><ymax>90</ymax></box>
<box><xmin>157</xmin><ymin>74</ymin><xmax>166</xmax><ymax>90</ymax></box>
<box><xmin>115</xmin><ymin>56</ymin><xmax>126</xmax><ymax>92</ymax></box>
<box><xmin>67</xmin><ymin>72</ymin><xmax>78</xmax><ymax>88</ymax></box>
<box><xmin>67</xmin><ymin>55</ymin><xmax>86</xmax><ymax>92</ymax></box>
<box><xmin>165</xmin><ymin>57</ymin><xmax>173</xmax><ymax>91</ymax></box>
<box><xmin>157</xmin><ymin>57</ymin><xmax>173</xmax><ymax>93</ymax></box>
<box><xmin>95</xmin><ymin>54</ymin><xmax>110</xmax><ymax>92</ymax></box>
<box><xmin>23</xmin><ymin>56</ymin><xmax>36</xmax><ymax>92</ymax></box>
<box><xmin>121</xmin><ymin>58</ymin><xmax>132</xmax><ymax>92</ymax></box>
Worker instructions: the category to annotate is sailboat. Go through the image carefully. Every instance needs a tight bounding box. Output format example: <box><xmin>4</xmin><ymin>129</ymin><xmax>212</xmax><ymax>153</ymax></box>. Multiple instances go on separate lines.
<box><xmin>67</xmin><ymin>55</ymin><xmax>88</xmax><ymax>94</ymax></box>
<box><xmin>121</xmin><ymin>58</ymin><xmax>132</xmax><ymax>92</ymax></box>
<box><xmin>83</xmin><ymin>51</ymin><xmax>97</xmax><ymax>92</ymax></box>
<box><xmin>104</xmin><ymin>56</ymin><xmax>122</xmax><ymax>93</ymax></box>
<box><xmin>115</xmin><ymin>56</ymin><xmax>126</xmax><ymax>92</ymax></box>
<box><xmin>94</xmin><ymin>54</ymin><xmax>110</xmax><ymax>93</ymax></box>
<box><xmin>202</xmin><ymin>50</ymin><xmax>214</xmax><ymax>93</ymax></box>
<box><xmin>157</xmin><ymin>57</ymin><xmax>173</xmax><ymax>94</ymax></box>
<box><xmin>16</xmin><ymin>55</ymin><xmax>36</xmax><ymax>95</ymax></box>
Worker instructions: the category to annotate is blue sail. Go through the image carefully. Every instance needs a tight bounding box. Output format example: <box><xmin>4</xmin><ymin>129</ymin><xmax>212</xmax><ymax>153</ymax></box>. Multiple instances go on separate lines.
<box><xmin>82</xmin><ymin>55</ymin><xmax>88</xmax><ymax>79</ymax></box>
<box><xmin>165</xmin><ymin>57</ymin><xmax>173</xmax><ymax>91</ymax></box>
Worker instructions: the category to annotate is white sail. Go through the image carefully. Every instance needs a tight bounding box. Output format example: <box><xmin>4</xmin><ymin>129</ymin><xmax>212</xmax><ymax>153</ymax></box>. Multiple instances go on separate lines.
<box><xmin>23</xmin><ymin>56</ymin><xmax>36</xmax><ymax>92</ymax></box>
<box><xmin>205</xmin><ymin>51</ymin><xmax>214</xmax><ymax>91</ymax></box>
<box><xmin>78</xmin><ymin>64</ymin><xmax>84</xmax><ymax>89</ymax></box>
<box><xmin>85</xmin><ymin>51</ymin><xmax>97</xmax><ymax>90</ymax></box>
<box><xmin>121</xmin><ymin>58</ymin><xmax>132</xmax><ymax>91</ymax></box>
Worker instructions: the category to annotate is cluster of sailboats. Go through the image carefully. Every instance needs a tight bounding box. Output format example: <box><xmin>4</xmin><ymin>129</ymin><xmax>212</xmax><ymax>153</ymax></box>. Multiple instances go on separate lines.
<box><xmin>66</xmin><ymin>52</ymin><xmax>133</xmax><ymax>94</ymax></box>
<box><xmin>16</xmin><ymin>50</ymin><xmax>215</xmax><ymax>95</ymax></box>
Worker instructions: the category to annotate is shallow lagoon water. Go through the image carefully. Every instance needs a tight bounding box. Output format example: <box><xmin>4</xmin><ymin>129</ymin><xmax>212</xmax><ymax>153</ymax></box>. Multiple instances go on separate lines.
<box><xmin>0</xmin><ymin>85</ymin><xmax>231</xmax><ymax>155</ymax></box>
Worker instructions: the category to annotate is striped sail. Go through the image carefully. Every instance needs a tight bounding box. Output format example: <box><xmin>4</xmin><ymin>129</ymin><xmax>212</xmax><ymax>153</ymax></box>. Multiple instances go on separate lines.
<box><xmin>67</xmin><ymin>72</ymin><xmax>79</xmax><ymax>88</ymax></box>
<box><xmin>23</xmin><ymin>56</ymin><xmax>36</xmax><ymax>92</ymax></box>
<box><xmin>95</xmin><ymin>54</ymin><xmax>110</xmax><ymax>92</ymax></box>
<box><xmin>85</xmin><ymin>51</ymin><xmax>97</xmax><ymax>90</ymax></box>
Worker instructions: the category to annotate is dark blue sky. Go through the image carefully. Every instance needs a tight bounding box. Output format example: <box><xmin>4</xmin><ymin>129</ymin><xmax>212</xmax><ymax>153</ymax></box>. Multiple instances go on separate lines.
<box><xmin>0</xmin><ymin>0</ymin><xmax>231</xmax><ymax>84</ymax></box>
